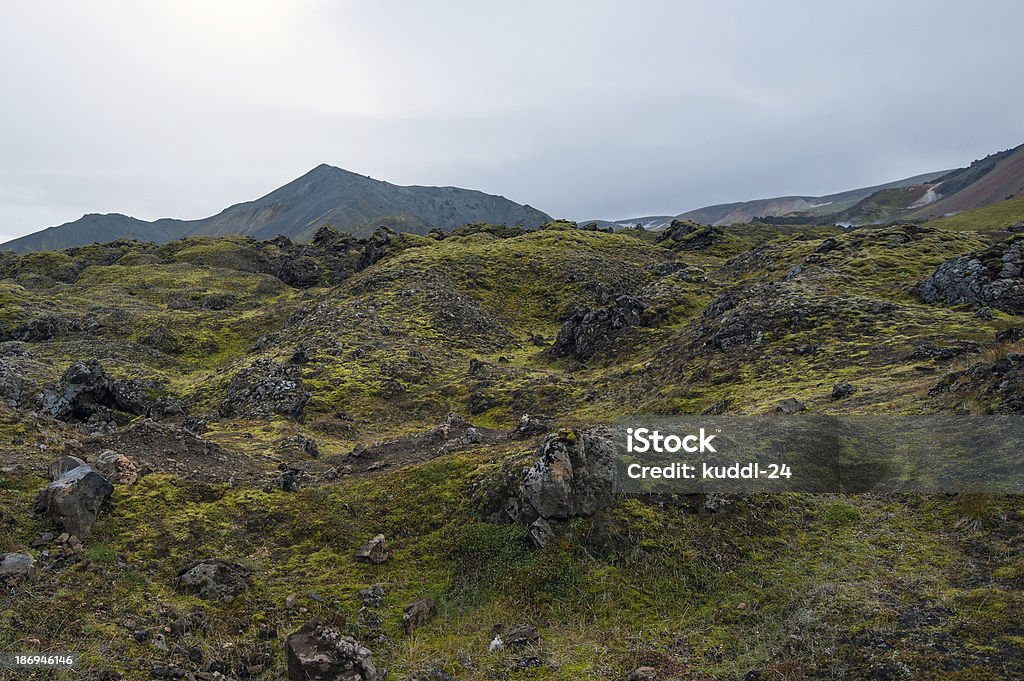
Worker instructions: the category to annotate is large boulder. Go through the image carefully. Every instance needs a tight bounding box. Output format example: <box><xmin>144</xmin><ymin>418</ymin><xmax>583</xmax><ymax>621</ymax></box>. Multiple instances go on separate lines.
<box><xmin>0</xmin><ymin>552</ymin><xmax>35</xmax><ymax>586</ymax></box>
<box><xmin>219</xmin><ymin>359</ymin><xmax>311</xmax><ymax>421</ymax></box>
<box><xmin>34</xmin><ymin>465</ymin><xmax>113</xmax><ymax>538</ymax></box>
<box><xmin>285</xmin><ymin>619</ymin><xmax>379</xmax><ymax>681</ymax></box>
<box><xmin>519</xmin><ymin>429</ymin><xmax>616</xmax><ymax>524</ymax></box>
<box><xmin>917</xmin><ymin>239</ymin><xmax>1024</xmax><ymax>314</ymax></box>
<box><xmin>174</xmin><ymin>559</ymin><xmax>252</xmax><ymax>602</ymax></box>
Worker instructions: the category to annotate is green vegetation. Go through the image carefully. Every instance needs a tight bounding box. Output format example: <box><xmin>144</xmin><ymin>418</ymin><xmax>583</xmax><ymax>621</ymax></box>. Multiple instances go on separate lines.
<box><xmin>925</xmin><ymin>196</ymin><xmax>1024</xmax><ymax>232</ymax></box>
<box><xmin>1</xmin><ymin>219</ymin><xmax>1022</xmax><ymax>678</ymax></box>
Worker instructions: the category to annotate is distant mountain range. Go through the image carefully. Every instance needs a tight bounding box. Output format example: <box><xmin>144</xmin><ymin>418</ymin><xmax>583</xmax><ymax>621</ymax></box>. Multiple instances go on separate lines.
<box><xmin>0</xmin><ymin>164</ymin><xmax>551</xmax><ymax>252</ymax></box>
<box><xmin>599</xmin><ymin>143</ymin><xmax>1024</xmax><ymax>230</ymax></box>
<box><xmin>4</xmin><ymin>143</ymin><xmax>1024</xmax><ymax>252</ymax></box>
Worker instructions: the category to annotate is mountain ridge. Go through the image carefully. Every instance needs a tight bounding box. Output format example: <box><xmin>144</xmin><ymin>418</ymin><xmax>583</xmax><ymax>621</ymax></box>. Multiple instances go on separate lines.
<box><xmin>1</xmin><ymin>164</ymin><xmax>552</xmax><ymax>253</ymax></box>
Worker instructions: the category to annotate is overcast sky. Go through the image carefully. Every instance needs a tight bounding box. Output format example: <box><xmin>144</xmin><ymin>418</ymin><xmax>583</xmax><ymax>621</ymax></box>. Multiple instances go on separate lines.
<box><xmin>2</xmin><ymin>1</ymin><xmax>1023</xmax><ymax>241</ymax></box>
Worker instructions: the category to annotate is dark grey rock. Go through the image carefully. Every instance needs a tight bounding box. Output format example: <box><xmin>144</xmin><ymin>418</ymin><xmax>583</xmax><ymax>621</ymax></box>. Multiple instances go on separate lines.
<box><xmin>47</xmin><ymin>455</ymin><xmax>86</xmax><ymax>481</ymax></box>
<box><xmin>831</xmin><ymin>381</ymin><xmax>857</xmax><ymax>401</ymax></box>
<box><xmin>285</xmin><ymin>619</ymin><xmax>379</xmax><ymax>681</ymax></box>
<box><xmin>776</xmin><ymin>398</ymin><xmax>806</xmax><ymax>414</ymax></box>
<box><xmin>509</xmin><ymin>413</ymin><xmax>553</xmax><ymax>440</ymax></box>
<box><xmin>519</xmin><ymin>429</ymin><xmax>616</xmax><ymax>523</ymax></box>
<box><xmin>549</xmin><ymin>295</ymin><xmax>649</xmax><ymax>361</ymax></box>
<box><xmin>917</xmin><ymin>240</ymin><xmax>1024</xmax><ymax>314</ymax></box>
<box><xmin>504</xmin><ymin>624</ymin><xmax>541</xmax><ymax>649</ymax></box>
<box><xmin>218</xmin><ymin>359</ymin><xmax>310</xmax><ymax>421</ymax></box>
<box><xmin>174</xmin><ymin>559</ymin><xmax>252</xmax><ymax>602</ymax></box>
<box><xmin>0</xmin><ymin>552</ymin><xmax>35</xmax><ymax>586</ymax></box>
<box><xmin>34</xmin><ymin>465</ymin><xmax>113</xmax><ymax>538</ymax></box>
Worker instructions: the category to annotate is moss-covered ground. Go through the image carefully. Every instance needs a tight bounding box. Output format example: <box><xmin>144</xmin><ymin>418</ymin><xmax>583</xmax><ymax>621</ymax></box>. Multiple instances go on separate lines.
<box><xmin>2</xmin><ymin>215</ymin><xmax>1023</xmax><ymax>679</ymax></box>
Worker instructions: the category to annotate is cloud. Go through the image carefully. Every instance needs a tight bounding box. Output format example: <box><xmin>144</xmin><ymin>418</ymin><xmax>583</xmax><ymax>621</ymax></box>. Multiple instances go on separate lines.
<box><xmin>2</xmin><ymin>0</ymin><xmax>1023</xmax><ymax>241</ymax></box>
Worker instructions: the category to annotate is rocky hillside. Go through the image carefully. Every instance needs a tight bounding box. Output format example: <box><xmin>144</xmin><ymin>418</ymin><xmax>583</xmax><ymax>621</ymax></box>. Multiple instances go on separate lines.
<box><xmin>670</xmin><ymin>142</ymin><xmax>1024</xmax><ymax>228</ymax></box>
<box><xmin>1</xmin><ymin>165</ymin><xmax>552</xmax><ymax>253</ymax></box>
<box><xmin>1</xmin><ymin>217</ymin><xmax>1024</xmax><ymax>679</ymax></box>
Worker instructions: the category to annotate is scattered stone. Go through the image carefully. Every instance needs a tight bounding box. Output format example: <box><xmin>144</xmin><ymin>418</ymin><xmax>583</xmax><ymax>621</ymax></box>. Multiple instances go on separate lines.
<box><xmin>174</xmin><ymin>559</ymin><xmax>252</xmax><ymax>602</ymax></box>
<box><xmin>775</xmin><ymin>398</ymin><xmax>806</xmax><ymax>415</ymax></box>
<box><xmin>509</xmin><ymin>414</ymin><xmax>553</xmax><ymax>440</ymax></box>
<box><xmin>629</xmin><ymin>667</ymin><xmax>658</xmax><ymax>681</ymax></box>
<box><xmin>359</xmin><ymin>584</ymin><xmax>386</xmax><ymax>608</ymax></box>
<box><xmin>285</xmin><ymin>593</ymin><xmax>299</xmax><ymax>609</ymax></box>
<box><xmin>354</xmin><ymin>535</ymin><xmax>391</xmax><ymax>564</ymax></box>
<box><xmin>907</xmin><ymin>342</ymin><xmax>979</xmax><ymax>361</ymax></box>
<box><xmin>401</xmin><ymin>598</ymin><xmax>437</xmax><ymax>635</ymax></box>
<box><xmin>285</xmin><ymin>619</ymin><xmax>379</xmax><ymax>681</ymax></box>
<box><xmin>0</xmin><ymin>360</ymin><xmax>23</xmax><ymax>406</ymax></box>
<box><xmin>504</xmin><ymin>624</ymin><xmax>541</xmax><ymax>649</ymax></box>
<box><xmin>527</xmin><ymin>517</ymin><xmax>556</xmax><ymax>548</ymax></box>
<box><xmin>34</xmin><ymin>465</ymin><xmax>113</xmax><ymax>538</ymax></box>
<box><xmin>94</xmin><ymin>450</ymin><xmax>139</xmax><ymax>485</ymax></box>
<box><xmin>169</xmin><ymin>611</ymin><xmax>208</xmax><ymax>637</ymax></box>
<box><xmin>831</xmin><ymin>381</ymin><xmax>857</xmax><ymax>401</ymax></box>
<box><xmin>265</xmin><ymin>467</ymin><xmax>304</xmax><ymax>493</ymax></box>
<box><xmin>0</xmin><ymin>552</ymin><xmax>34</xmax><ymax>586</ymax></box>
<box><xmin>47</xmin><ymin>455</ymin><xmax>86</xmax><ymax>481</ymax></box>
<box><xmin>183</xmin><ymin>417</ymin><xmax>208</xmax><ymax>434</ymax></box>
<box><xmin>30</xmin><ymin>532</ymin><xmax>54</xmax><ymax>548</ymax></box>
<box><xmin>276</xmin><ymin>434</ymin><xmax>320</xmax><ymax>459</ymax></box>
<box><xmin>976</xmin><ymin>306</ymin><xmax>994</xmax><ymax>320</ymax></box>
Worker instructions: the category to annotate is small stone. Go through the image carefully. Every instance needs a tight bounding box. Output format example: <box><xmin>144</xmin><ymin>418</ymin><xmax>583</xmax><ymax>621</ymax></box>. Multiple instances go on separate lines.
<box><xmin>401</xmin><ymin>598</ymin><xmax>437</xmax><ymax>635</ymax></box>
<box><xmin>527</xmin><ymin>517</ymin><xmax>555</xmax><ymax>548</ymax></box>
<box><xmin>775</xmin><ymin>398</ymin><xmax>806</xmax><ymax>415</ymax></box>
<box><xmin>0</xmin><ymin>552</ymin><xmax>35</xmax><ymax>586</ymax></box>
<box><xmin>831</xmin><ymin>381</ymin><xmax>857</xmax><ymax>401</ymax></box>
<box><xmin>629</xmin><ymin>667</ymin><xmax>658</xmax><ymax>681</ymax></box>
<box><xmin>354</xmin><ymin>534</ymin><xmax>391</xmax><ymax>564</ymax></box>
<box><xmin>285</xmin><ymin>593</ymin><xmax>299</xmax><ymax>609</ymax></box>
<box><xmin>504</xmin><ymin>624</ymin><xmax>540</xmax><ymax>649</ymax></box>
<box><xmin>95</xmin><ymin>450</ymin><xmax>139</xmax><ymax>485</ymax></box>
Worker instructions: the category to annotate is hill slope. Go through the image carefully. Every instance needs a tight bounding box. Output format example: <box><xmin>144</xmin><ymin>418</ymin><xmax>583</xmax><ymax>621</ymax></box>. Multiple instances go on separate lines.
<box><xmin>2</xmin><ymin>221</ymin><xmax>1023</xmax><ymax>678</ymax></box>
<box><xmin>674</xmin><ymin>171</ymin><xmax>948</xmax><ymax>226</ymax></box>
<box><xmin>0</xmin><ymin>164</ymin><xmax>552</xmax><ymax>252</ymax></box>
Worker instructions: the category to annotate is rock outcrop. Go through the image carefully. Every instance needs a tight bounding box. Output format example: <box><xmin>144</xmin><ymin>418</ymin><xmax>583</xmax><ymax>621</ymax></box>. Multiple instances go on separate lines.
<box><xmin>40</xmin><ymin>360</ymin><xmax>168</xmax><ymax>425</ymax></box>
<box><xmin>917</xmin><ymin>239</ymin><xmax>1024</xmax><ymax>314</ymax></box>
<box><xmin>549</xmin><ymin>296</ymin><xmax>650</xmax><ymax>361</ymax></box>
<box><xmin>219</xmin><ymin>359</ymin><xmax>311</xmax><ymax>421</ymax></box>
<box><xmin>285</xmin><ymin>619</ymin><xmax>379</xmax><ymax>681</ymax></box>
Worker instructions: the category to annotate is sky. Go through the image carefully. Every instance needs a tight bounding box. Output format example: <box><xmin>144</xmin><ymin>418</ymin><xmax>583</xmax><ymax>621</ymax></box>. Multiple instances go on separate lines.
<box><xmin>2</xmin><ymin>0</ymin><xmax>1023</xmax><ymax>241</ymax></box>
